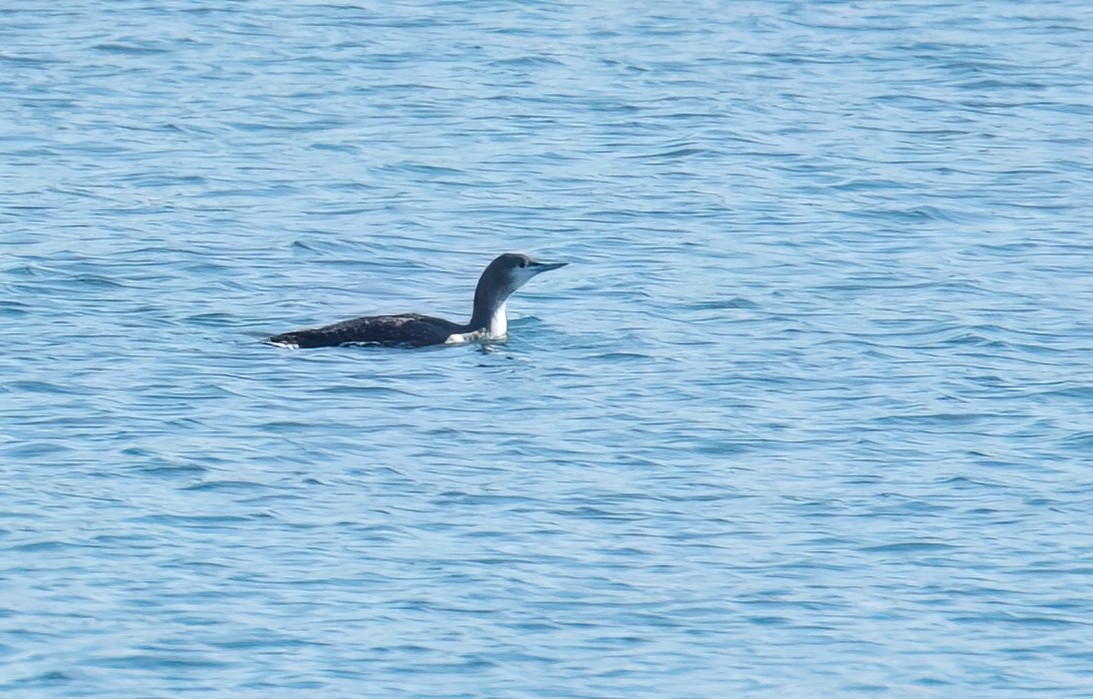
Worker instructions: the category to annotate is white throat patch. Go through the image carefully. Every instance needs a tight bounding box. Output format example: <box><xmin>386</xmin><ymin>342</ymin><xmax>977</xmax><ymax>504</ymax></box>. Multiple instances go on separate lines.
<box><xmin>487</xmin><ymin>301</ymin><xmax>507</xmax><ymax>338</ymax></box>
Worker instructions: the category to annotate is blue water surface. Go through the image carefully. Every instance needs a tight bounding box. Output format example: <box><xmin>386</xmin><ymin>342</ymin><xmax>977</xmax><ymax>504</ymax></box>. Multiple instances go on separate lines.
<box><xmin>4</xmin><ymin>2</ymin><xmax>1093</xmax><ymax>696</ymax></box>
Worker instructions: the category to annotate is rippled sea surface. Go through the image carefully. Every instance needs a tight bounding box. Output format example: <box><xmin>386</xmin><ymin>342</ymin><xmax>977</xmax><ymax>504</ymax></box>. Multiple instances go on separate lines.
<box><xmin>4</xmin><ymin>2</ymin><xmax>1093</xmax><ymax>696</ymax></box>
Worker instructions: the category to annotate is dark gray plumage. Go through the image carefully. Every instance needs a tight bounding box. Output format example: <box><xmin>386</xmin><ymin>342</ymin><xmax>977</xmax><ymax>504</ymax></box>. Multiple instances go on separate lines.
<box><xmin>269</xmin><ymin>253</ymin><xmax>566</xmax><ymax>348</ymax></box>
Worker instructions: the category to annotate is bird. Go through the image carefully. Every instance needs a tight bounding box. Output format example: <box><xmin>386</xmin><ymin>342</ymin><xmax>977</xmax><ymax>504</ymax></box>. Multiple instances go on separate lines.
<box><xmin>269</xmin><ymin>252</ymin><xmax>567</xmax><ymax>348</ymax></box>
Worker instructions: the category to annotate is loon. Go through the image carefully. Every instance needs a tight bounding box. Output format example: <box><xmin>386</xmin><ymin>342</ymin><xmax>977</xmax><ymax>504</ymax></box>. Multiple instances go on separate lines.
<box><xmin>269</xmin><ymin>252</ymin><xmax>567</xmax><ymax>349</ymax></box>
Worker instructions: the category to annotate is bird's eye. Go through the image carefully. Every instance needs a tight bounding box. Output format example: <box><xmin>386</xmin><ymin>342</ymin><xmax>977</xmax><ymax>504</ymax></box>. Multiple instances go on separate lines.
<box><xmin>519</xmin><ymin>259</ymin><xmax>528</xmax><ymax>268</ymax></box>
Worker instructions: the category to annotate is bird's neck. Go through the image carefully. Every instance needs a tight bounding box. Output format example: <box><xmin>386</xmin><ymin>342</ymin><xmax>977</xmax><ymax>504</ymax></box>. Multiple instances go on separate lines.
<box><xmin>470</xmin><ymin>271</ymin><xmax>512</xmax><ymax>337</ymax></box>
<box><xmin>470</xmin><ymin>300</ymin><xmax>507</xmax><ymax>337</ymax></box>
<box><xmin>485</xmin><ymin>302</ymin><xmax>507</xmax><ymax>337</ymax></box>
